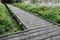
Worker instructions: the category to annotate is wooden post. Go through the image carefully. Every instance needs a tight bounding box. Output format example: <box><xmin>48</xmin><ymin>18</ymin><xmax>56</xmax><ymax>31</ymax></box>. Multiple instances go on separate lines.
<box><xmin>31</xmin><ymin>0</ymin><xmax>35</xmax><ymax>4</ymax></box>
<box><xmin>19</xmin><ymin>0</ymin><xmax>22</xmax><ymax>3</ymax></box>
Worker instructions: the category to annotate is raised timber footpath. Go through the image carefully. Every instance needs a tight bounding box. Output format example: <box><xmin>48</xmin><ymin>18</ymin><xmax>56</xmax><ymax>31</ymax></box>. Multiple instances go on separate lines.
<box><xmin>0</xmin><ymin>4</ymin><xmax>60</xmax><ymax>40</ymax></box>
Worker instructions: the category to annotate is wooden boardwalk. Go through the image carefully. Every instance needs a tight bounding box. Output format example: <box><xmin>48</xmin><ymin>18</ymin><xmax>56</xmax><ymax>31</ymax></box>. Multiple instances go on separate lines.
<box><xmin>1</xmin><ymin>4</ymin><xmax>60</xmax><ymax>40</ymax></box>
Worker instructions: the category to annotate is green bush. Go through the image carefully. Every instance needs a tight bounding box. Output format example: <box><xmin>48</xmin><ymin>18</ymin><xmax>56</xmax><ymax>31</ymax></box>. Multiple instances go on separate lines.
<box><xmin>12</xmin><ymin>3</ymin><xmax>60</xmax><ymax>24</ymax></box>
<box><xmin>0</xmin><ymin>5</ymin><xmax>12</xmax><ymax>34</ymax></box>
<box><xmin>0</xmin><ymin>4</ymin><xmax>22</xmax><ymax>35</ymax></box>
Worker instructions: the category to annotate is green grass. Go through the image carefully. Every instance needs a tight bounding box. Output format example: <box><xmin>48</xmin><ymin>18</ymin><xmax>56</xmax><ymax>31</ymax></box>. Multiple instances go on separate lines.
<box><xmin>12</xmin><ymin>3</ymin><xmax>60</xmax><ymax>24</ymax></box>
<box><xmin>0</xmin><ymin>4</ymin><xmax>23</xmax><ymax>35</ymax></box>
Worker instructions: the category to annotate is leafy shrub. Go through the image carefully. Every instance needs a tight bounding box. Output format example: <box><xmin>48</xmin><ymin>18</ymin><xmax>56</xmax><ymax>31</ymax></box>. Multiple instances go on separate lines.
<box><xmin>0</xmin><ymin>4</ymin><xmax>21</xmax><ymax>35</ymax></box>
<box><xmin>12</xmin><ymin>3</ymin><xmax>60</xmax><ymax>24</ymax></box>
<box><xmin>0</xmin><ymin>5</ymin><xmax>12</xmax><ymax>34</ymax></box>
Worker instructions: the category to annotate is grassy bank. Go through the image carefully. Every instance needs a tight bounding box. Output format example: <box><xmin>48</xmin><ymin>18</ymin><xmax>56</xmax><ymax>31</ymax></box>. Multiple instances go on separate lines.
<box><xmin>0</xmin><ymin>4</ymin><xmax>23</xmax><ymax>35</ymax></box>
<box><xmin>12</xmin><ymin>3</ymin><xmax>60</xmax><ymax>24</ymax></box>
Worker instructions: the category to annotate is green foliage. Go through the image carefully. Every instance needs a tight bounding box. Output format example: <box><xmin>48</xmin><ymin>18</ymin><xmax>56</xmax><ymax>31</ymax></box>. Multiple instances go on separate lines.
<box><xmin>0</xmin><ymin>4</ymin><xmax>22</xmax><ymax>35</ymax></box>
<box><xmin>13</xmin><ymin>3</ymin><xmax>60</xmax><ymax>24</ymax></box>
